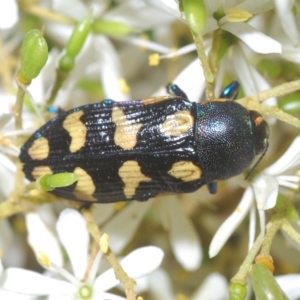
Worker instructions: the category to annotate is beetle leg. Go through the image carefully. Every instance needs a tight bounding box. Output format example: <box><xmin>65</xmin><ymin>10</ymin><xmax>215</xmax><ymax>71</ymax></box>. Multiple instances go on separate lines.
<box><xmin>207</xmin><ymin>182</ymin><xmax>217</xmax><ymax>194</ymax></box>
<box><xmin>166</xmin><ymin>83</ymin><xmax>188</xmax><ymax>99</ymax></box>
<box><xmin>47</xmin><ymin>106</ymin><xmax>65</xmax><ymax>114</ymax></box>
<box><xmin>219</xmin><ymin>81</ymin><xmax>240</xmax><ymax>100</ymax></box>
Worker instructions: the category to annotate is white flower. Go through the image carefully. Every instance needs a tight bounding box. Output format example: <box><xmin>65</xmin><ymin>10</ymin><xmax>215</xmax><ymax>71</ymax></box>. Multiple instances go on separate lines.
<box><xmin>45</xmin><ymin>1</ymin><xmax>130</xmax><ymax>104</ymax></box>
<box><xmin>276</xmin><ymin>274</ymin><xmax>300</xmax><ymax>300</ymax></box>
<box><xmin>1</xmin><ymin>209</ymin><xmax>164</xmax><ymax>299</ymax></box>
<box><xmin>0</xmin><ymin>220</ymin><xmax>27</xmax><ymax>273</ymax></box>
<box><xmin>139</xmin><ymin>0</ymin><xmax>279</xmax><ymax>106</ymax></box>
<box><xmin>274</xmin><ymin>0</ymin><xmax>299</xmax><ymax>46</ymax></box>
<box><xmin>191</xmin><ymin>273</ymin><xmax>228</xmax><ymax>300</ymax></box>
<box><xmin>0</xmin><ymin>259</ymin><xmax>35</xmax><ymax>300</ymax></box>
<box><xmin>209</xmin><ymin>136</ymin><xmax>300</xmax><ymax>257</ymax></box>
<box><xmin>96</xmin><ymin>196</ymin><xmax>202</xmax><ymax>271</ymax></box>
<box><xmin>152</xmin><ymin>0</ymin><xmax>281</xmax><ymax>54</ymax></box>
<box><xmin>0</xmin><ymin>0</ymin><xmax>18</xmax><ymax>29</ymax></box>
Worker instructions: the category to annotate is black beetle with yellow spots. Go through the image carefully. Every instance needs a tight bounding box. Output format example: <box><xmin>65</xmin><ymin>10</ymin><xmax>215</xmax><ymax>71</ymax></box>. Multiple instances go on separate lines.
<box><xmin>19</xmin><ymin>82</ymin><xmax>269</xmax><ymax>203</ymax></box>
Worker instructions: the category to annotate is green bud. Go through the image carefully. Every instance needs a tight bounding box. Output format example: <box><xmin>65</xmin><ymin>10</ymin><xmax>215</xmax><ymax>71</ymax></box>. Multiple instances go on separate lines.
<box><xmin>251</xmin><ymin>263</ymin><xmax>289</xmax><ymax>300</ymax></box>
<box><xmin>92</xmin><ymin>19</ymin><xmax>136</xmax><ymax>36</ymax></box>
<box><xmin>181</xmin><ymin>0</ymin><xmax>207</xmax><ymax>35</ymax></box>
<box><xmin>38</xmin><ymin>173</ymin><xmax>78</xmax><ymax>191</ymax></box>
<box><xmin>278</xmin><ymin>92</ymin><xmax>300</xmax><ymax>114</ymax></box>
<box><xmin>59</xmin><ymin>55</ymin><xmax>75</xmax><ymax>72</ymax></box>
<box><xmin>18</xmin><ymin>29</ymin><xmax>48</xmax><ymax>83</ymax></box>
<box><xmin>229</xmin><ymin>282</ymin><xmax>247</xmax><ymax>300</ymax></box>
<box><xmin>66</xmin><ymin>14</ymin><xmax>92</xmax><ymax>58</ymax></box>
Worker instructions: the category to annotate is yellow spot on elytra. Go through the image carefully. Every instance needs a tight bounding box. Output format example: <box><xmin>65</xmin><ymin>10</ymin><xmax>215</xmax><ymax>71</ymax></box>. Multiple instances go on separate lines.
<box><xmin>112</xmin><ymin>107</ymin><xmax>143</xmax><ymax>150</ymax></box>
<box><xmin>140</xmin><ymin>96</ymin><xmax>172</xmax><ymax>105</ymax></box>
<box><xmin>32</xmin><ymin>166</ymin><xmax>52</xmax><ymax>179</ymax></box>
<box><xmin>118</xmin><ymin>78</ymin><xmax>130</xmax><ymax>94</ymax></box>
<box><xmin>28</xmin><ymin>137</ymin><xmax>49</xmax><ymax>160</ymax></box>
<box><xmin>118</xmin><ymin>161</ymin><xmax>151</xmax><ymax>199</ymax></box>
<box><xmin>73</xmin><ymin>167</ymin><xmax>96</xmax><ymax>201</ymax></box>
<box><xmin>168</xmin><ymin>161</ymin><xmax>202</xmax><ymax>181</ymax></box>
<box><xmin>148</xmin><ymin>53</ymin><xmax>160</xmax><ymax>66</ymax></box>
<box><xmin>62</xmin><ymin>110</ymin><xmax>86</xmax><ymax>153</ymax></box>
<box><xmin>161</xmin><ymin>110</ymin><xmax>194</xmax><ymax>137</ymax></box>
<box><xmin>226</xmin><ymin>8</ymin><xmax>252</xmax><ymax>22</ymax></box>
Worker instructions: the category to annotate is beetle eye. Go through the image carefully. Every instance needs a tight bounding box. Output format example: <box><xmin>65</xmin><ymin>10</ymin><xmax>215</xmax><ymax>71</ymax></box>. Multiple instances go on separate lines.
<box><xmin>249</xmin><ymin>110</ymin><xmax>269</xmax><ymax>155</ymax></box>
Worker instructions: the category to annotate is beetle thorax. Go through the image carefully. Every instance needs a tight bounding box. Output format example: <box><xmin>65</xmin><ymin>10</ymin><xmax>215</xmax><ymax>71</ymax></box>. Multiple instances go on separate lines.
<box><xmin>195</xmin><ymin>101</ymin><xmax>256</xmax><ymax>182</ymax></box>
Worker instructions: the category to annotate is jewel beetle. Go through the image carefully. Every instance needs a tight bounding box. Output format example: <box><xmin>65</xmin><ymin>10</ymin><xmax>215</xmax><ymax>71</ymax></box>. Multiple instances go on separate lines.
<box><xmin>19</xmin><ymin>81</ymin><xmax>269</xmax><ymax>203</ymax></box>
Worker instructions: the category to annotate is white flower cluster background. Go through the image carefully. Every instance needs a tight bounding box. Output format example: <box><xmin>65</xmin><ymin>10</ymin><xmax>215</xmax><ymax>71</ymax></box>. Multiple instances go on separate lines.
<box><xmin>1</xmin><ymin>0</ymin><xmax>300</xmax><ymax>299</ymax></box>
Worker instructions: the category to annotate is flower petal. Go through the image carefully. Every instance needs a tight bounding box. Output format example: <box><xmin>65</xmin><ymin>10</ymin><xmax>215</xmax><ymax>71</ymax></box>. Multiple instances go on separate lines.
<box><xmin>147</xmin><ymin>269</ymin><xmax>174</xmax><ymax>300</ymax></box>
<box><xmin>274</xmin><ymin>0</ymin><xmax>299</xmax><ymax>46</ymax></box>
<box><xmin>191</xmin><ymin>273</ymin><xmax>228</xmax><ymax>300</ymax></box>
<box><xmin>264</xmin><ymin>136</ymin><xmax>300</xmax><ymax>176</ymax></box>
<box><xmin>172</xmin><ymin>58</ymin><xmax>206</xmax><ymax>103</ymax></box>
<box><xmin>282</xmin><ymin>45</ymin><xmax>300</xmax><ymax>64</ymax></box>
<box><xmin>25</xmin><ymin>212</ymin><xmax>62</xmax><ymax>266</ymax></box>
<box><xmin>95</xmin><ymin>292</ymin><xmax>127</xmax><ymax>300</ymax></box>
<box><xmin>52</xmin><ymin>0</ymin><xmax>88</xmax><ymax>20</ymax></box>
<box><xmin>252</xmin><ymin>175</ymin><xmax>279</xmax><ymax>210</ymax></box>
<box><xmin>56</xmin><ymin>209</ymin><xmax>89</xmax><ymax>279</ymax></box>
<box><xmin>276</xmin><ymin>274</ymin><xmax>300</xmax><ymax>300</ymax></box>
<box><xmin>222</xmin><ymin>22</ymin><xmax>282</xmax><ymax>54</ymax></box>
<box><xmin>159</xmin><ymin>197</ymin><xmax>202</xmax><ymax>271</ymax></box>
<box><xmin>0</xmin><ymin>0</ymin><xmax>18</xmax><ymax>29</ymax></box>
<box><xmin>0</xmin><ymin>113</ymin><xmax>13</xmax><ymax>130</ymax></box>
<box><xmin>102</xmin><ymin>200</ymin><xmax>151</xmax><ymax>254</ymax></box>
<box><xmin>236</xmin><ymin>0</ymin><xmax>274</xmax><ymax>14</ymax></box>
<box><xmin>0</xmin><ymin>153</ymin><xmax>15</xmax><ymax>198</ymax></box>
<box><xmin>145</xmin><ymin>0</ymin><xmax>180</xmax><ymax>18</ymax></box>
<box><xmin>202</xmin><ymin>17</ymin><xmax>219</xmax><ymax>35</ymax></box>
<box><xmin>2</xmin><ymin>268</ymin><xmax>75</xmax><ymax>295</ymax></box>
<box><xmin>122</xmin><ymin>246</ymin><xmax>164</xmax><ymax>277</ymax></box>
<box><xmin>248</xmin><ymin>204</ymin><xmax>257</xmax><ymax>250</ymax></box>
<box><xmin>0</xmin><ymin>289</ymin><xmax>37</xmax><ymax>300</ymax></box>
<box><xmin>231</xmin><ymin>45</ymin><xmax>272</xmax><ymax>96</ymax></box>
<box><xmin>209</xmin><ymin>188</ymin><xmax>253</xmax><ymax>257</ymax></box>
<box><xmin>94</xmin><ymin>36</ymin><xmax>130</xmax><ymax>101</ymax></box>
<box><xmin>94</xmin><ymin>246</ymin><xmax>164</xmax><ymax>292</ymax></box>
<box><xmin>87</xmin><ymin>251</ymin><xmax>102</xmax><ymax>282</ymax></box>
<box><xmin>104</xmin><ymin>1</ymin><xmax>176</xmax><ymax>29</ymax></box>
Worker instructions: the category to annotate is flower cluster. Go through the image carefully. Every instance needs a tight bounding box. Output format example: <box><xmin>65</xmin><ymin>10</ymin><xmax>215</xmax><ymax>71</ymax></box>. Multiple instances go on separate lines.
<box><xmin>1</xmin><ymin>0</ymin><xmax>300</xmax><ymax>299</ymax></box>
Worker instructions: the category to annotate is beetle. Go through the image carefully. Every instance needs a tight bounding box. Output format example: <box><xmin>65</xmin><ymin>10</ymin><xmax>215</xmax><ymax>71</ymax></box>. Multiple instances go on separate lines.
<box><xmin>19</xmin><ymin>81</ymin><xmax>269</xmax><ymax>203</ymax></box>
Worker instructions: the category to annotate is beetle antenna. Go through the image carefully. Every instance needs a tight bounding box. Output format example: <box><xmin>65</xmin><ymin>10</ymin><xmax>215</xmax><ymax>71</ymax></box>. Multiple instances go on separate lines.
<box><xmin>244</xmin><ymin>141</ymin><xmax>269</xmax><ymax>180</ymax></box>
